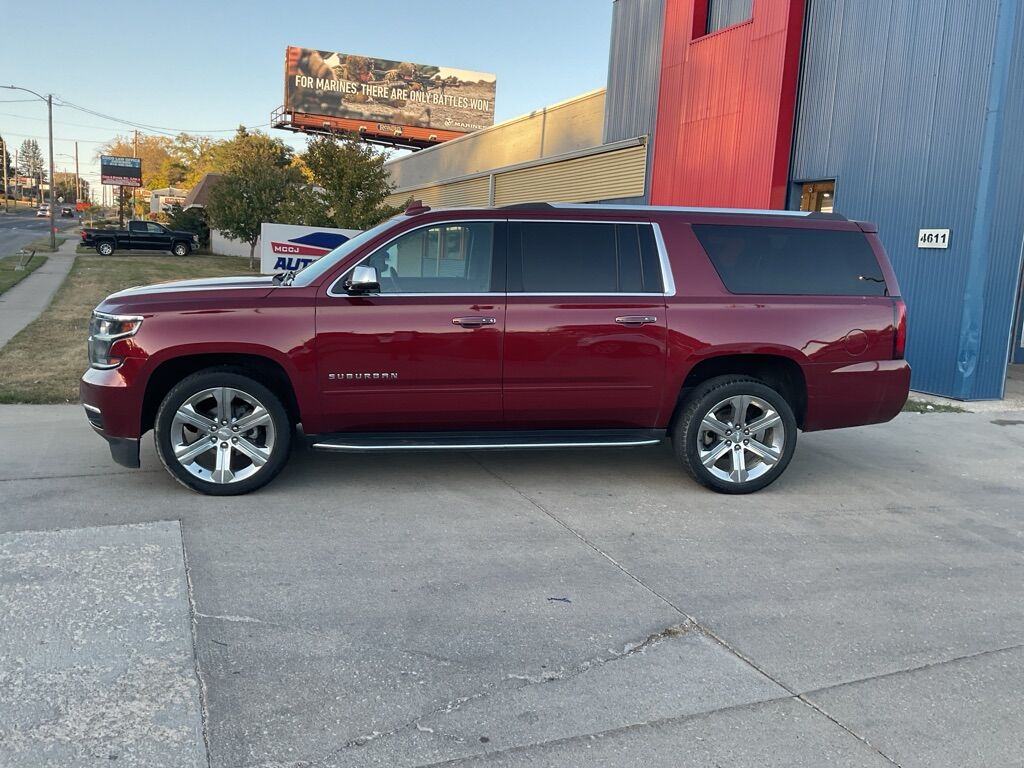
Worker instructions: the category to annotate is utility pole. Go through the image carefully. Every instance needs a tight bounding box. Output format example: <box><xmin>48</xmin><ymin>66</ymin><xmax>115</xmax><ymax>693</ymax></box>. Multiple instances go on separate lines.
<box><xmin>133</xmin><ymin>129</ymin><xmax>138</xmax><ymax>220</ymax></box>
<box><xmin>74</xmin><ymin>141</ymin><xmax>80</xmax><ymax>204</ymax></box>
<box><xmin>1</xmin><ymin>137</ymin><xmax>8</xmax><ymax>214</ymax></box>
<box><xmin>47</xmin><ymin>94</ymin><xmax>55</xmax><ymax>249</ymax></box>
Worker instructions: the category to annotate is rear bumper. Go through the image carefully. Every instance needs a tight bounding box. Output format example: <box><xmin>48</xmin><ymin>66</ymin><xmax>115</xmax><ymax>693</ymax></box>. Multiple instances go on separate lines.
<box><xmin>804</xmin><ymin>360</ymin><xmax>911</xmax><ymax>431</ymax></box>
<box><xmin>80</xmin><ymin>364</ymin><xmax>145</xmax><ymax>468</ymax></box>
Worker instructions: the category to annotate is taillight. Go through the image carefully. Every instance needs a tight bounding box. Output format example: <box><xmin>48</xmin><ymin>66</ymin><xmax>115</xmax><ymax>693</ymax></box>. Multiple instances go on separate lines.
<box><xmin>893</xmin><ymin>298</ymin><xmax>907</xmax><ymax>360</ymax></box>
<box><xmin>80</xmin><ymin>229</ymin><xmax>86</xmax><ymax>240</ymax></box>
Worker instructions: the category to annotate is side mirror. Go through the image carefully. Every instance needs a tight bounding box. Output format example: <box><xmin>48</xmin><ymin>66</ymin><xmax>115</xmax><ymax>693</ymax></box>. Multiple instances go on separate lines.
<box><xmin>345</xmin><ymin>265</ymin><xmax>381</xmax><ymax>294</ymax></box>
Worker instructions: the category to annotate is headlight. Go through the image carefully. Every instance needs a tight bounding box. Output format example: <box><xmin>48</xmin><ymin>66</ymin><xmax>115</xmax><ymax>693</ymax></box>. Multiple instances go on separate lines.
<box><xmin>88</xmin><ymin>311</ymin><xmax>143</xmax><ymax>369</ymax></box>
<box><xmin>192</xmin><ymin>234</ymin><xmax>199</xmax><ymax>242</ymax></box>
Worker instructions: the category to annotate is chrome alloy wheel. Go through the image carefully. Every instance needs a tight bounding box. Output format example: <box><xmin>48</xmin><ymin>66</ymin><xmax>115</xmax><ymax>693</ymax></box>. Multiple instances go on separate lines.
<box><xmin>696</xmin><ymin>394</ymin><xmax>785</xmax><ymax>484</ymax></box>
<box><xmin>170</xmin><ymin>387</ymin><xmax>276</xmax><ymax>484</ymax></box>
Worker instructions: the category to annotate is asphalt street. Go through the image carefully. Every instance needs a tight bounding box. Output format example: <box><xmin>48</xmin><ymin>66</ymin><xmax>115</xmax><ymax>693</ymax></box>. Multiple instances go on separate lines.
<box><xmin>1</xmin><ymin>404</ymin><xmax>1022</xmax><ymax>767</ymax></box>
<box><xmin>0</xmin><ymin>208</ymin><xmax>58</xmax><ymax>255</ymax></box>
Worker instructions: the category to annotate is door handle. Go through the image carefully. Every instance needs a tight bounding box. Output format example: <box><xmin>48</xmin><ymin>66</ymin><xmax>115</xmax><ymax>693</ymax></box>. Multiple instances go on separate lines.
<box><xmin>615</xmin><ymin>315</ymin><xmax>658</xmax><ymax>326</ymax></box>
<box><xmin>452</xmin><ymin>316</ymin><xmax>497</xmax><ymax>328</ymax></box>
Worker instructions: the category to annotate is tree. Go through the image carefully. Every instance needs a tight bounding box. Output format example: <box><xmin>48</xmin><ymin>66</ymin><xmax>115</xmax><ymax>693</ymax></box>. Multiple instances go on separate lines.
<box><xmin>0</xmin><ymin>134</ymin><xmax>13</xmax><ymax>181</ymax></box>
<box><xmin>205</xmin><ymin>158</ymin><xmax>301</xmax><ymax>270</ymax></box>
<box><xmin>99</xmin><ymin>134</ymin><xmax>175</xmax><ymax>189</ymax></box>
<box><xmin>166</xmin><ymin>203</ymin><xmax>210</xmax><ymax>247</ymax></box>
<box><xmin>301</xmin><ymin>136</ymin><xmax>401</xmax><ymax>229</ymax></box>
<box><xmin>18</xmin><ymin>139</ymin><xmax>45</xmax><ymax>179</ymax></box>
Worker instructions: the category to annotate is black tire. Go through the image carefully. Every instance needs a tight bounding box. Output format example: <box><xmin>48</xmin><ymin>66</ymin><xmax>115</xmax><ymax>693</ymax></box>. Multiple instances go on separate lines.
<box><xmin>154</xmin><ymin>369</ymin><xmax>292</xmax><ymax>495</ymax></box>
<box><xmin>96</xmin><ymin>241</ymin><xmax>114</xmax><ymax>256</ymax></box>
<box><xmin>172</xmin><ymin>242</ymin><xmax>190</xmax><ymax>257</ymax></box>
<box><xmin>672</xmin><ymin>375</ymin><xmax>797</xmax><ymax>494</ymax></box>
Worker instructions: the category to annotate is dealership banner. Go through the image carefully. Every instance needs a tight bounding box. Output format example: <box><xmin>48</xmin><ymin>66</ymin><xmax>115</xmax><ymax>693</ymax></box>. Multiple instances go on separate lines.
<box><xmin>285</xmin><ymin>46</ymin><xmax>496</xmax><ymax>133</ymax></box>
<box><xmin>260</xmin><ymin>223</ymin><xmax>361</xmax><ymax>274</ymax></box>
<box><xmin>100</xmin><ymin>155</ymin><xmax>142</xmax><ymax>187</ymax></box>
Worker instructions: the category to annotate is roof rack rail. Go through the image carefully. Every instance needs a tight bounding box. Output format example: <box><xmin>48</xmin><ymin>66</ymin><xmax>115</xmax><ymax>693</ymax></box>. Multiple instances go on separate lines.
<box><xmin>499</xmin><ymin>202</ymin><xmax>556</xmax><ymax>210</ymax></box>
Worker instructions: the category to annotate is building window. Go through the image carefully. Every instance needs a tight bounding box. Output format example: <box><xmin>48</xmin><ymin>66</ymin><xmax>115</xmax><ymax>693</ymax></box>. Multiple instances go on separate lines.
<box><xmin>705</xmin><ymin>0</ymin><xmax>753</xmax><ymax>34</ymax></box>
<box><xmin>799</xmin><ymin>180</ymin><xmax>836</xmax><ymax>213</ymax></box>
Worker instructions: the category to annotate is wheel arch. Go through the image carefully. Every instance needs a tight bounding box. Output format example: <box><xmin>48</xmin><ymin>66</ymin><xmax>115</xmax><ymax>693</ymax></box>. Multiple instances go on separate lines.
<box><xmin>141</xmin><ymin>352</ymin><xmax>302</xmax><ymax>434</ymax></box>
<box><xmin>670</xmin><ymin>353</ymin><xmax>808</xmax><ymax>429</ymax></box>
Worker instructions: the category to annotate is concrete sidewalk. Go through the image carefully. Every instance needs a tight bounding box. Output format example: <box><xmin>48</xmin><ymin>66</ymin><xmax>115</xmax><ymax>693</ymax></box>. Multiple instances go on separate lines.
<box><xmin>0</xmin><ymin>236</ymin><xmax>78</xmax><ymax>348</ymax></box>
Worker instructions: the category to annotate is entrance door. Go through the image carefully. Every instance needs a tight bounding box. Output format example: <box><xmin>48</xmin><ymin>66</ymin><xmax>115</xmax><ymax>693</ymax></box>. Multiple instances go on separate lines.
<box><xmin>503</xmin><ymin>220</ymin><xmax>668</xmax><ymax>429</ymax></box>
<box><xmin>315</xmin><ymin>220</ymin><xmax>506</xmax><ymax>432</ymax></box>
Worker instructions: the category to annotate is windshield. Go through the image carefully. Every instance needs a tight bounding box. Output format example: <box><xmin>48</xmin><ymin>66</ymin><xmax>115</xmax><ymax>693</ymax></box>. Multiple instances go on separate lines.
<box><xmin>289</xmin><ymin>218</ymin><xmax>402</xmax><ymax>287</ymax></box>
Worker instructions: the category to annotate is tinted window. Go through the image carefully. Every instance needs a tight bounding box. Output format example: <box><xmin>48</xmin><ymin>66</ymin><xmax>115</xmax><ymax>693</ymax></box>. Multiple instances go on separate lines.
<box><xmin>511</xmin><ymin>222</ymin><xmax>663</xmax><ymax>293</ymax></box>
<box><xmin>362</xmin><ymin>222</ymin><xmax>496</xmax><ymax>294</ymax></box>
<box><xmin>692</xmin><ymin>224</ymin><xmax>887</xmax><ymax>296</ymax></box>
<box><xmin>146</xmin><ymin>223</ymin><xmax>164</xmax><ymax>234</ymax></box>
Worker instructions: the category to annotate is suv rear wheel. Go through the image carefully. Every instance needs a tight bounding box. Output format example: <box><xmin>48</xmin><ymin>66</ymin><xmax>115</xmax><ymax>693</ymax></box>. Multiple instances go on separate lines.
<box><xmin>154</xmin><ymin>370</ymin><xmax>291</xmax><ymax>495</ymax></box>
<box><xmin>673</xmin><ymin>376</ymin><xmax>797</xmax><ymax>494</ymax></box>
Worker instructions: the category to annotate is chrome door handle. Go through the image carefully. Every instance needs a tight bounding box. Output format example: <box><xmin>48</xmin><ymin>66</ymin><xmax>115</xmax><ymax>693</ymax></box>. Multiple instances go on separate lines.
<box><xmin>452</xmin><ymin>316</ymin><xmax>497</xmax><ymax>327</ymax></box>
<box><xmin>615</xmin><ymin>315</ymin><xmax>658</xmax><ymax>326</ymax></box>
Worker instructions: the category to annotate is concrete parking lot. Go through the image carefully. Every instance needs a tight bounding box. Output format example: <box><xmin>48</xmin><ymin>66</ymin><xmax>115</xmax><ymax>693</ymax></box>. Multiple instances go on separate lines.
<box><xmin>1</xmin><ymin>404</ymin><xmax>1022</xmax><ymax>767</ymax></box>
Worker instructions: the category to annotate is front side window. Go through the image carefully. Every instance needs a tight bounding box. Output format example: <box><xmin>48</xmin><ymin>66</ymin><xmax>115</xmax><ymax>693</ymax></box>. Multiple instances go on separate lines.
<box><xmin>361</xmin><ymin>221</ymin><xmax>496</xmax><ymax>294</ymax></box>
<box><xmin>146</xmin><ymin>223</ymin><xmax>164</xmax><ymax>234</ymax></box>
<box><xmin>509</xmin><ymin>222</ymin><xmax>663</xmax><ymax>294</ymax></box>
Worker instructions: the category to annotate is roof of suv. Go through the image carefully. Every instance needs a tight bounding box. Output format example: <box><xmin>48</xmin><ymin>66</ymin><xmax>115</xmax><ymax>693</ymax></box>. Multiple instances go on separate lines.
<box><xmin>404</xmin><ymin>201</ymin><xmax>848</xmax><ymax>221</ymax></box>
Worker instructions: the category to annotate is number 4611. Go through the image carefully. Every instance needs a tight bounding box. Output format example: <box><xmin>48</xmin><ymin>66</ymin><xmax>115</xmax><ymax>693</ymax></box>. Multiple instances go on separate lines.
<box><xmin>920</xmin><ymin>231</ymin><xmax>948</xmax><ymax>245</ymax></box>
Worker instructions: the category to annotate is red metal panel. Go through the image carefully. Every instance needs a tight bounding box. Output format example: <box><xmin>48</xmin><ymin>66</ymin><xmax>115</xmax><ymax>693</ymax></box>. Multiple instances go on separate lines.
<box><xmin>650</xmin><ymin>0</ymin><xmax>806</xmax><ymax>209</ymax></box>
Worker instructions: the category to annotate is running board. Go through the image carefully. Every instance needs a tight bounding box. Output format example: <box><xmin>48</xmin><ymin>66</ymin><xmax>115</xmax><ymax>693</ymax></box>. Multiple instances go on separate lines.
<box><xmin>309</xmin><ymin>429</ymin><xmax>664</xmax><ymax>453</ymax></box>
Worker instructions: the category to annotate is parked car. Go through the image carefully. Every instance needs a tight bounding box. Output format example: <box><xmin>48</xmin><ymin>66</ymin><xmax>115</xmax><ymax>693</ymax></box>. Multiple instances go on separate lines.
<box><xmin>80</xmin><ymin>220</ymin><xmax>199</xmax><ymax>256</ymax></box>
<box><xmin>61</xmin><ymin>206</ymin><xmax>74</xmax><ymax>218</ymax></box>
<box><xmin>36</xmin><ymin>204</ymin><xmax>50</xmax><ymax>218</ymax></box>
<box><xmin>81</xmin><ymin>202</ymin><xmax>910</xmax><ymax>496</ymax></box>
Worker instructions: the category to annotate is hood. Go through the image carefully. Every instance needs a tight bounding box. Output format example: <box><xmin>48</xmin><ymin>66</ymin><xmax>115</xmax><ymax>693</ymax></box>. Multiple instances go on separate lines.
<box><xmin>105</xmin><ymin>275</ymin><xmax>276</xmax><ymax>301</ymax></box>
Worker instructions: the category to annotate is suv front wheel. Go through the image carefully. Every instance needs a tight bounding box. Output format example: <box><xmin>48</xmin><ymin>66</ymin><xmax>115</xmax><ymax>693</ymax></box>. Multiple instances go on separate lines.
<box><xmin>673</xmin><ymin>376</ymin><xmax>797</xmax><ymax>494</ymax></box>
<box><xmin>154</xmin><ymin>370</ymin><xmax>291</xmax><ymax>495</ymax></box>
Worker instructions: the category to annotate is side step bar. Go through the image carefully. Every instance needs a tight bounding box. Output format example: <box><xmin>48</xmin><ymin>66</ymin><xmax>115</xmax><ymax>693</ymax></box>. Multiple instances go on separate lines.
<box><xmin>309</xmin><ymin>429</ymin><xmax>664</xmax><ymax>453</ymax></box>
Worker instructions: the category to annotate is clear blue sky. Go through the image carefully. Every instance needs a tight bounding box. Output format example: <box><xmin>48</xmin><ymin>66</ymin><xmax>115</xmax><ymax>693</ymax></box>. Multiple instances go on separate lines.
<box><xmin>1</xmin><ymin>0</ymin><xmax>613</xmax><ymax>192</ymax></box>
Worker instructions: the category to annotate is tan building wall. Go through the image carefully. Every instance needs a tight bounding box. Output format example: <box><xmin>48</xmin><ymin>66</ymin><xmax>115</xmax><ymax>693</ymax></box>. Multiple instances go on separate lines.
<box><xmin>386</xmin><ymin>89</ymin><xmax>607</xmax><ymax>193</ymax></box>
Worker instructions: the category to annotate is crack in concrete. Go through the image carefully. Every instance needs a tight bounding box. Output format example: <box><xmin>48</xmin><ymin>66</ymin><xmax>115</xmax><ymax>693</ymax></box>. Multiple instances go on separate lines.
<box><xmin>469</xmin><ymin>455</ymin><xmax>907</xmax><ymax>768</ymax></box>
<box><xmin>179</xmin><ymin>526</ymin><xmax>214</xmax><ymax>768</ymax></box>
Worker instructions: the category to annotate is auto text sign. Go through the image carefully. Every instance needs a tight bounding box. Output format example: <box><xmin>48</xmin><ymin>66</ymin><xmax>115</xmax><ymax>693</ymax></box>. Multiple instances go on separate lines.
<box><xmin>260</xmin><ymin>222</ymin><xmax>361</xmax><ymax>274</ymax></box>
<box><xmin>917</xmin><ymin>228</ymin><xmax>950</xmax><ymax>249</ymax></box>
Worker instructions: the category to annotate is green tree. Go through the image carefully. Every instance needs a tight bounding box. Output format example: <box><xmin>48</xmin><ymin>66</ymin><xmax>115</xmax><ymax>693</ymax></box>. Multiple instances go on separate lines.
<box><xmin>18</xmin><ymin>139</ymin><xmax>45</xmax><ymax>178</ymax></box>
<box><xmin>0</xmin><ymin>134</ymin><xmax>13</xmax><ymax>181</ymax></box>
<box><xmin>166</xmin><ymin>203</ymin><xmax>210</xmax><ymax>247</ymax></box>
<box><xmin>300</xmin><ymin>136</ymin><xmax>400</xmax><ymax>229</ymax></box>
<box><xmin>205</xmin><ymin>158</ymin><xmax>301</xmax><ymax>270</ymax></box>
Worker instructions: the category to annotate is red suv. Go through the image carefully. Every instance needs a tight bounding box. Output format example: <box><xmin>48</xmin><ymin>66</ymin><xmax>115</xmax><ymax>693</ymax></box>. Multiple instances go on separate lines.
<box><xmin>81</xmin><ymin>203</ymin><xmax>909</xmax><ymax>495</ymax></box>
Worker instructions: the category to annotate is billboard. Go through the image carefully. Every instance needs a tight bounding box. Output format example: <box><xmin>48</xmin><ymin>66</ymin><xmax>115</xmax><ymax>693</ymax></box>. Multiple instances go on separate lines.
<box><xmin>260</xmin><ymin>223</ymin><xmax>361</xmax><ymax>274</ymax></box>
<box><xmin>100</xmin><ymin>156</ymin><xmax>142</xmax><ymax>187</ymax></box>
<box><xmin>285</xmin><ymin>47</ymin><xmax>496</xmax><ymax>133</ymax></box>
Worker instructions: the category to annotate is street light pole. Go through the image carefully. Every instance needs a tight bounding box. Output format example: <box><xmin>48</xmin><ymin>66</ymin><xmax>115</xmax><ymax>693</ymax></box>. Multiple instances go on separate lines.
<box><xmin>3</xmin><ymin>84</ymin><xmax>57</xmax><ymax>249</ymax></box>
<box><xmin>47</xmin><ymin>94</ymin><xmax>55</xmax><ymax>249</ymax></box>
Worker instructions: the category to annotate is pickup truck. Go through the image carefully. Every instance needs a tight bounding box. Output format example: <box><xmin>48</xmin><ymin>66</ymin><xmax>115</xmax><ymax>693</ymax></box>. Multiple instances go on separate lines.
<box><xmin>81</xmin><ymin>202</ymin><xmax>910</xmax><ymax>496</ymax></box>
<box><xmin>81</xmin><ymin>220</ymin><xmax>200</xmax><ymax>256</ymax></box>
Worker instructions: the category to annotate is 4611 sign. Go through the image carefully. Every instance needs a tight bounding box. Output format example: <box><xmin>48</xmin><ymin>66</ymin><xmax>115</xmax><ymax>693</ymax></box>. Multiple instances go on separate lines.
<box><xmin>918</xmin><ymin>228</ymin><xmax>950</xmax><ymax>249</ymax></box>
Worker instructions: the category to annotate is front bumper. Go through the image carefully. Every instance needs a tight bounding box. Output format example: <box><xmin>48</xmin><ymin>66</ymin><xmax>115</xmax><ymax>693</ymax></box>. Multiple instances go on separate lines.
<box><xmin>80</xmin><ymin>364</ymin><xmax>145</xmax><ymax>469</ymax></box>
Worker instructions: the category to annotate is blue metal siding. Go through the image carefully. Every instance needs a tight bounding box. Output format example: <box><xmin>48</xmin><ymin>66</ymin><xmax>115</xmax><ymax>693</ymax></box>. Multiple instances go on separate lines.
<box><xmin>792</xmin><ymin>0</ymin><xmax>1022</xmax><ymax>398</ymax></box>
<box><xmin>604</xmin><ymin>0</ymin><xmax>666</xmax><ymax>202</ymax></box>
<box><xmin>985</xmin><ymin>2</ymin><xmax>1024</xmax><ymax>375</ymax></box>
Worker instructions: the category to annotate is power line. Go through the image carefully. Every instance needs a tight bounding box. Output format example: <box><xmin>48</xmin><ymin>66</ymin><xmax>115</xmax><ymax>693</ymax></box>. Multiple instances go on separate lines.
<box><xmin>55</xmin><ymin>99</ymin><xmax>270</xmax><ymax>136</ymax></box>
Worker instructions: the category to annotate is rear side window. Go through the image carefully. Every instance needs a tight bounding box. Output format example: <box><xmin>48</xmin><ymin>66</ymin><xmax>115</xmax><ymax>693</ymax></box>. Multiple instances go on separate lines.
<box><xmin>692</xmin><ymin>224</ymin><xmax>887</xmax><ymax>296</ymax></box>
<box><xmin>509</xmin><ymin>222</ymin><xmax>663</xmax><ymax>293</ymax></box>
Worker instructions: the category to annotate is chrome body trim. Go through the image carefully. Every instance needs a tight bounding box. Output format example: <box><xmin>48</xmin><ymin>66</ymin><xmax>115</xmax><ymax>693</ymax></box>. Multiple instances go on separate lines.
<box><xmin>311</xmin><ymin>439</ymin><xmax>662</xmax><ymax>452</ymax></box>
<box><xmin>82</xmin><ymin>403</ymin><xmax>102</xmax><ymax>415</ymax></box>
<box><xmin>651</xmin><ymin>223</ymin><xmax>676</xmax><ymax>296</ymax></box>
<box><xmin>327</xmin><ymin>218</ymin><xmax>675</xmax><ymax>298</ymax></box>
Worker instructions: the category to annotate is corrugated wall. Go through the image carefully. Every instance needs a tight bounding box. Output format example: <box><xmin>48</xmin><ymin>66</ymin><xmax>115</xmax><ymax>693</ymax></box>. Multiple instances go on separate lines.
<box><xmin>386</xmin><ymin>90</ymin><xmax>606</xmax><ymax>192</ymax></box>
<box><xmin>649</xmin><ymin>0</ymin><xmax>805</xmax><ymax>208</ymax></box>
<box><xmin>791</xmin><ymin>0</ymin><xmax>1023</xmax><ymax>399</ymax></box>
<box><xmin>604</xmin><ymin>0</ymin><xmax>665</xmax><ymax>143</ymax></box>
<box><xmin>604</xmin><ymin>0</ymin><xmax>666</xmax><ymax>204</ymax></box>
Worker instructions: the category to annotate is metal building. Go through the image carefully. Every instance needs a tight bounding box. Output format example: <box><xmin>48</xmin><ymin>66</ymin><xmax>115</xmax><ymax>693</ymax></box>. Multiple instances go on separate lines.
<box><xmin>384</xmin><ymin>0</ymin><xmax>1024</xmax><ymax>400</ymax></box>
